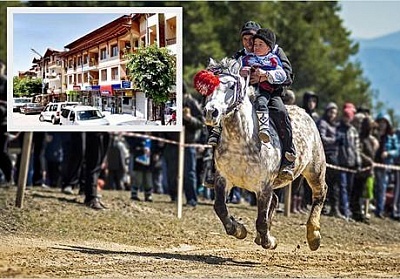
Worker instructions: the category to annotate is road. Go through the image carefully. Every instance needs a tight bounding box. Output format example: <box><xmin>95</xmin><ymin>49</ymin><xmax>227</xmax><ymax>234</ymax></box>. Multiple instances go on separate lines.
<box><xmin>10</xmin><ymin>111</ymin><xmax>160</xmax><ymax>129</ymax></box>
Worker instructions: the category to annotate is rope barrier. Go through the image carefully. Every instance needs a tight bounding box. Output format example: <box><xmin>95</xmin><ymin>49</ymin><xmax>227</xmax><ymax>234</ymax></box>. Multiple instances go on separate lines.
<box><xmin>123</xmin><ymin>131</ymin><xmax>214</xmax><ymax>149</ymax></box>
<box><xmin>121</xmin><ymin>131</ymin><xmax>400</xmax><ymax>173</ymax></box>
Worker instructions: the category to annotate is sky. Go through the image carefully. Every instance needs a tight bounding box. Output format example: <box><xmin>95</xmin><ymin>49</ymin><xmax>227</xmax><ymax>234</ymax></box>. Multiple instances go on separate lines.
<box><xmin>338</xmin><ymin>1</ymin><xmax>400</xmax><ymax>39</ymax></box>
<box><xmin>11</xmin><ymin>11</ymin><xmax>124</xmax><ymax>76</ymax></box>
<box><xmin>9</xmin><ymin>2</ymin><xmax>400</xmax><ymax>76</ymax></box>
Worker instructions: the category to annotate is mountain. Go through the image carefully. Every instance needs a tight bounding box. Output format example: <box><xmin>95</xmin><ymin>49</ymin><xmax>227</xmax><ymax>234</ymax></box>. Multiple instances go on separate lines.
<box><xmin>354</xmin><ymin>31</ymin><xmax>400</xmax><ymax>112</ymax></box>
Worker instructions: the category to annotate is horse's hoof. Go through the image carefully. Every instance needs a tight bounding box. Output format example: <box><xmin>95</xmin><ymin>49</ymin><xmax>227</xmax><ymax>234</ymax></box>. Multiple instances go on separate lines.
<box><xmin>262</xmin><ymin>236</ymin><xmax>277</xmax><ymax>250</ymax></box>
<box><xmin>234</xmin><ymin>223</ymin><xmax>247</xmax><ymax>239</ymax></box>
<box><xmin>257</xmin><ymin>235</ymin><xmax>277</xmax><ymax>250</ymax></box>
<box><xmin>307</xmin><ymin>231</ymin><xmax>321</xmax><ymax>251</ymax></box>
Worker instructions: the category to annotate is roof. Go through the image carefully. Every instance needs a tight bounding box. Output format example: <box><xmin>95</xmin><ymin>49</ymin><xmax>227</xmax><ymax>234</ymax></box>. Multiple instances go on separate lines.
<box><xmin>62</xmin><ymin>14</ymin><xmax>143</xmax><ymax>56</ymax></box>
<box><xmin>43</xmin><ymin>48</ymin><xmax>63</xmax><ymax>58</ymax></box>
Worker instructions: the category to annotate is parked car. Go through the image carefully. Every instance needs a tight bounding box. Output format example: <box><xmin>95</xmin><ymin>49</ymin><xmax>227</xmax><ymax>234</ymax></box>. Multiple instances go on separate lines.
<box><xmin>19</xmin><ymin>103</ymin><xmax>44</xmax><ymax>115</ymax></box>
<box><xmin>59</xmin><ymin>105</ymin><xmax>109</xmax><ymax>126</ymax></box>
<box><xmin>13</xmin><ymin>97</ymin><xmax>33</xmax><ymax>112</ymax></box>
<box><xmin>39</xmin><ymin>102</ymin><xmax>79</xmax><ymax>124</ymax></box>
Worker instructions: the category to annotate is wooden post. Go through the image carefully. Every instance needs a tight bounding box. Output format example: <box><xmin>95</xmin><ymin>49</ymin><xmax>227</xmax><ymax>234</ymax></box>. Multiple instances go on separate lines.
<box><xmin>177</xmin><ymin>127</ymin><xmax>185</xmax><ymax>219</ymax></box>
<box><xmin>284</xmin><ymin>183</ymin><xmax>292</xmax><ymax>217</ymax></box>
<box><xmin>15</xmin><ymin>132</ymin><xmax>33</xmax><ymax>208</ymax></box>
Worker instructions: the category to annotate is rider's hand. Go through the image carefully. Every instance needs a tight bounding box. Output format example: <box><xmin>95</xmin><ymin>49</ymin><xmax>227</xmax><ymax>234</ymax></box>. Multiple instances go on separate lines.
<box><xmin>250</xmin><ymin>68</ymin><xmax>269</xmax><ymax>84</ymax></box>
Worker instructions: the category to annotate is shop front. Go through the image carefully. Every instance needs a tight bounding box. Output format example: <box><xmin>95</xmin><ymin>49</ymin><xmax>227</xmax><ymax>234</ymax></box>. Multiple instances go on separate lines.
<box><xmin>80</xmin><ymin>85</ymin><xmax>101</xmax><ymax>108</ymax></box>
<box><xmin>100</xmin><ymin>85</ymin><xmax>113</xmax><ymax>112</ymax></box>
<box><xmin>114</xmin><ymin>88</ymin><xmax>136</xmax><ymax>115</ymax></box>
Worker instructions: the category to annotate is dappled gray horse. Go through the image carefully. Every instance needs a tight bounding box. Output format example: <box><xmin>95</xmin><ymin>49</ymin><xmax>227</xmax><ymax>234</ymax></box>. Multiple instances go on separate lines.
<box><xmin>194</xmin><ymin>58</ymin><xmax>327</xmax><ymax>251</ymax></box>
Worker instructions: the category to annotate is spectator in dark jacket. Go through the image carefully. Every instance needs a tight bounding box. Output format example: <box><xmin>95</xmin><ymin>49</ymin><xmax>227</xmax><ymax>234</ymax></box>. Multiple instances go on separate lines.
<box><xmin>336</xmin><ymin>104</ymin><xmax>361</xmax><ymax>219</ymax></box>
<box><xmin>317</xmin><ymin>102</ymin><xmax>343</xmax><ymax>218</ymax></box>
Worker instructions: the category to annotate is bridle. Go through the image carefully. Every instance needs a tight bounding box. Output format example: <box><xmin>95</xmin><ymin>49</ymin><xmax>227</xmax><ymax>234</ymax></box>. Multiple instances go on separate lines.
<box><xmin>207</xmin><ymin>66</ymin><xmax>250</xmax><ymax>115</ymax></box>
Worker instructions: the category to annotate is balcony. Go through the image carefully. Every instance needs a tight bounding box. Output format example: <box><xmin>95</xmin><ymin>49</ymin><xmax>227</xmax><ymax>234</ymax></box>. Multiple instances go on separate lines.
<box><xmin>48</xmin><ymin>60</ymin><xmax>62</xmax><ymax>69</ymax></box>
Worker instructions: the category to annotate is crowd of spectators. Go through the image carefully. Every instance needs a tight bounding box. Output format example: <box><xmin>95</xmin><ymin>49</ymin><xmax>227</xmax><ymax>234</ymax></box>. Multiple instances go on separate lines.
<box><xmin>285</xmin><ymin>90</ymin><xmax>400</xmax><ymax>223</ymax></box>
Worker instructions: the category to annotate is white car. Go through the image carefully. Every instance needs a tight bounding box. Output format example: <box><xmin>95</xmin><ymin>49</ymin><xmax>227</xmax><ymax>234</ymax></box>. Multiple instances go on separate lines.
<box><xmin>59</xmin><ymin>105</ymin><xmax>109</xmax><ymax>126</ymax></box>
<box><xmin>39</xmin><ymin>102</ymin><xmax>79</xmax><ymax>124</ymax></box>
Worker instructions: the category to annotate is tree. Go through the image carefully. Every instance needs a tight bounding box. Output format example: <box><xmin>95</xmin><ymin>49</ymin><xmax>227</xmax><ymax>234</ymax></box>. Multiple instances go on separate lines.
<box><xmin>13</xmin><ymin>76</ymin><xmax>42</xmax><ymax>97</ymax></box>
<box><xmin>125</xmin><ymin>43</ymin><xmax>176</xmax><ymax>124</ymax></box>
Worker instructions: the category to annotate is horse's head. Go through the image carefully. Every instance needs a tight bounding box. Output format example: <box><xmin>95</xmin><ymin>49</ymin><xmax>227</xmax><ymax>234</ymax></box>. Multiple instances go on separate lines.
<box><xmin>194</xmin><ymin>58</ymin><xmax>246</xmax><ymax>126</ymax></box>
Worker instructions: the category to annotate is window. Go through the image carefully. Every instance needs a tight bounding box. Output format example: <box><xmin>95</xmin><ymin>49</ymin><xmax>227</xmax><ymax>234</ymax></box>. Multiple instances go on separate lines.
<box><xmin>111</xmin><ymin>67</ymin><xmax>119</xmax><ymax>80</ymax></box>
<box><xmin>68</xmin><ymin>59</ymin><xmax>73</xmax><ymax>69</ymax></box>
<box><xmin>111</xmin><ymin>45</ymin><xmax>118</xmax><ymax>57</ymax></box>
<box><xmin>83</xmin><ymin>54</ymin><xmax>88</xmax><ymax>64</ymax></box>
<box><xmin>77</xmin><ymin>74</ymin><xmax>82</xmax><ymax>84</ymax></box>
<box><xmin>100</xmin><ymin>48</ymin><xmax>107</xmax><ymax>60</ymax></box>
<box><xmin>77</xmin><ymin>56</ymin><xmax>82</xmax><ymax>66</ymax></box>
<box><xmin>68</xmin><ymin>75</ymin><xmax>72</xmax><ymax>84</ymax></box>
<box><xmin>83</xmin><ymin>73</ymin><xmax>88</xmax><ymax>83</ymax></box>
<box><xmin>101</xmin><ymin>69</ymin><xmax>107</xmax><ymax>81</ymax></box>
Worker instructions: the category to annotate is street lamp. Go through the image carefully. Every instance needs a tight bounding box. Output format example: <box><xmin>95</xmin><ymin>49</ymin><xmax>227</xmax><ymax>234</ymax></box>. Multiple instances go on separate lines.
<box><xmin>30</xmin><ymin>48</ymin><xmax>45</xmax><ymax>95</ymax></box>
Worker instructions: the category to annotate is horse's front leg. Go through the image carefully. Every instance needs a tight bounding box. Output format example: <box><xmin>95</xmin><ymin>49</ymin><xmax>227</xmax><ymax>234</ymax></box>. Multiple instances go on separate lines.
<box><xmin>254</xmin><ymin>184</ymin><xmax>278</xmax><ymax>249</ymax></box>
<box><xmin>213</xmin><ymin>174</ymin><xmax>247</xmax><ymax>239</ymax></box>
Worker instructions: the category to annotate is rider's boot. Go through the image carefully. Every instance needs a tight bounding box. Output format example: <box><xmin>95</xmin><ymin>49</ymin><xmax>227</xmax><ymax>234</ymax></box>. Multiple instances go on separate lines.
<box><xmin>207</xmin><ymin>126</ymin><xmax>221</xmax><ymax>147</ymax></box>
<box><xmin>257</xmin><ymin>111</ymin><xmax>271</xmax><ymax>143</ymax></box>
<box><xmin>279</xmin><ymin>116</ymin><xmax>296</xmax><ymax>180</ymax></box>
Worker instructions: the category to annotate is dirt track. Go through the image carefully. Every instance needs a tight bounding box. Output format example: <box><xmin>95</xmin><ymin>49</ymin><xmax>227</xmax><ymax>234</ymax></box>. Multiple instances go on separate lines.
<box><xmin>0</xmin><ymin>187</ymin><xmax>400</xmax><ymax>278</ymax></box>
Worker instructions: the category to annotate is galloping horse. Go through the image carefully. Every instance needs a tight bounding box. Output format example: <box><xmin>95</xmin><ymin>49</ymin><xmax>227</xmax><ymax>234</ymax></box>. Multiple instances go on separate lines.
<box><xmin>194</xmin><ymin>58</ymin><xmax>327</xmax><ymax>251</ymax></box>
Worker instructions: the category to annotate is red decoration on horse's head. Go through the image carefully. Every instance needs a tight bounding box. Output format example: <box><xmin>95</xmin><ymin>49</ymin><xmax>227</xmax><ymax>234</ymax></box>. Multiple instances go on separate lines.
<box><xmin>193</xmin><ymin>70</ymin><xmax>220</xmax><ymax>96</ymax></box>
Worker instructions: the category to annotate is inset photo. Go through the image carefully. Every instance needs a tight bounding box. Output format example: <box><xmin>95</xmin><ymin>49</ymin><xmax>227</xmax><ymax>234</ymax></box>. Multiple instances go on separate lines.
<box><xmin>7</xmin><ymin>7</ymin><xmax>182</xmax><ymax>132</ymax></box>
